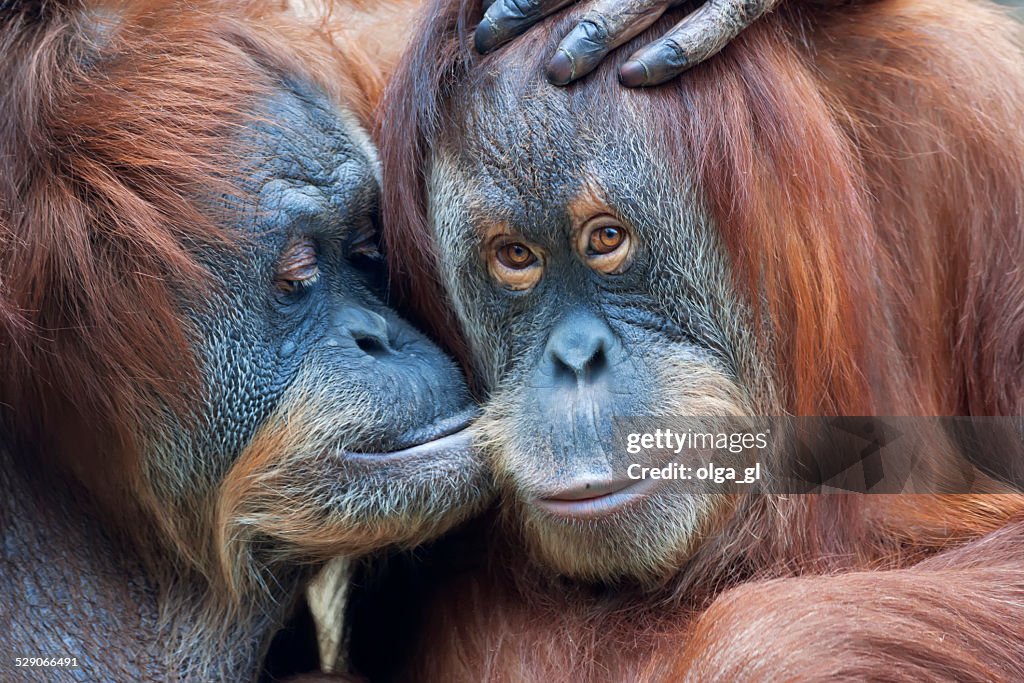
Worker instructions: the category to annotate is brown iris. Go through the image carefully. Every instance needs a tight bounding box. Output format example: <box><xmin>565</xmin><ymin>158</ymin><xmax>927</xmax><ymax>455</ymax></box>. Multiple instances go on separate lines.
<box><xmin>487</xmin><ymin>235</ymin><xmax>543</xmax><ymax>291</ymax></box>
<box><xmin>588</xmin><ymin>225</ymin><xmax>624</xmax><ymax>255</ymax></box>
<box><xmin>496</xmin><ymin>242</ymin><xmax>537</xmax><ymax>269</ymax></box>
<box><xmin>275</xmin><ymin>237</ymin><xmax>320</xmax><ymax>294</ymax></box>
<box><xmin>578</xmin><ymin>217</ymin><xmax>632</xmax><ymax>274</ymax></box>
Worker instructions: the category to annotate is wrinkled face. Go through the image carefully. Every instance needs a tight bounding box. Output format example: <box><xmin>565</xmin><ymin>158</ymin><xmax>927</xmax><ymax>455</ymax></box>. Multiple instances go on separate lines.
<box><xmin>429</xmin><ymin>74</ymin><xmax>774</xmax><ymax>582</ymax></box>
<box><xmin>147</xmin><ymin>79</ymin><xmax>490</xmax><ymax>562</ymax></box>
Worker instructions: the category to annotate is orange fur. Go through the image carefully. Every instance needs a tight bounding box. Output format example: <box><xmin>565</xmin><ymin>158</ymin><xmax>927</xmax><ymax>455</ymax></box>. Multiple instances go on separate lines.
<box><xmin>0</xmin><ymin>0</ymin><xmax>384</xmax><ymax>499</ymax></box>
<box><xmin>373</xmin><ymin>0</ymin><xmax>1024</xmax><ymax>679</ymax></box>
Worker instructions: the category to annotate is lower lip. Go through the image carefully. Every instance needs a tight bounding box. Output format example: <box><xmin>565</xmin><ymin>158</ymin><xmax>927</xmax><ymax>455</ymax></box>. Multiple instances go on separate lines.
<box><xmin>533</xmin><ymin>477</ymin><xmax>660</xmax><ymax>519</ymax></box>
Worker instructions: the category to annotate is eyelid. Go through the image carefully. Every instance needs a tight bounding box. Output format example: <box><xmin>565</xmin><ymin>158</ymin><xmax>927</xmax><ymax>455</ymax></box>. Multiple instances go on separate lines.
<box><xmin>350</xmin><ymin>234</ymin><xmax>382</xmax><ymax>256</ymax></box>
<box><xmin>486</xmin><ymin>232</ymin><xmax>543</xmax><ymax>254</ymax></box>
<box><xmin>276</xmin><ymin>238</ymin><xmax>320</xmax><ymax>284</ymax></box>
<box><xmin>280</xmin><ymin>247</ymin><xmax>316</xmax><ymax>267</ymax></box>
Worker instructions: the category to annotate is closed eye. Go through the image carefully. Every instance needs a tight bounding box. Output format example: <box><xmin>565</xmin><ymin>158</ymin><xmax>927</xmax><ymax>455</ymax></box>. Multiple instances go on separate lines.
<box><xmin>348</xmin><ymin>217</ymin><xmax>388</xmax><ymax>293</ymax></box>
<box><xmin>350</xmin><ymin>234</ymin><xmax>384</xmax><ymax>267</ymax></box>
<box><xmin>275</xmin><ymin>237</ymin><xmax>320</xmax><ymax>295</ymax></box>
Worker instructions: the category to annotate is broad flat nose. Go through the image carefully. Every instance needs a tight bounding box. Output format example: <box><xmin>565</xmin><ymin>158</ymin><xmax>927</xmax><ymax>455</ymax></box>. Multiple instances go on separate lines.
<box><xmin>543</xmin><ymin>310</ymin><xmax>615</xmax><ymax>385</ymax></box>
<box><xmin>332</xmin><ymin>307</ymin><xmax>393</xmax><ymax>357</ymax></box>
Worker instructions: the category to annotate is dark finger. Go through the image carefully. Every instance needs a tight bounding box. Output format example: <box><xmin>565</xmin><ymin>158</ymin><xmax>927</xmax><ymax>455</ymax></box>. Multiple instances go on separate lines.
<box><xmin>619</xmin><ymin>0</ymin><xmax>780</xmax><ymax>86</ymax></box>
<box><xmin>546</xmin><ymin>0</ymin><xmax>671</xmax><ymax>85</ymax></box>
<box><xmin>475</xmin><ymin>0</ymin><xmax>577</xmax><ymax>54</ymax></box>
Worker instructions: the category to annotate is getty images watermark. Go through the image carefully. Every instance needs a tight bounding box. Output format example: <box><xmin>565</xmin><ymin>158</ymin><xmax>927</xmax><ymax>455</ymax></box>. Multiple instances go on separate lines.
<box><xmin>624</xmin><ymin>427</ymin><xmax>770</xmax><ymax>485</ymax></box>
<box><xmin>613</xmin><ymin>417</ymin><xmax>1024</xmax><ymax>494</ymax></box>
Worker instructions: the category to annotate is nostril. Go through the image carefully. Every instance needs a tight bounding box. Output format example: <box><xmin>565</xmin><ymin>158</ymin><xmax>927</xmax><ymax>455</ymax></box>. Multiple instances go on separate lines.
<box><xmin>354</xmin><ymin>333</ymin><xmax>391</xmax><ymax>358</ymax></box>
<box><xmin>552</xmin><ymin>341</ymin><xmax>609</xmax><ymax>383</ymax></box>
<box><xmin>544</xmin><ymin>311</ymin><xmax>617</xmax><ymax>385</ymax></box>
<box><xmin>588</xmin><ymin>346</ymin><xmax>608</xmax><ymax>380</ymax></box>
<box><xmin>334</xmin><ymin>308</ymin><xmax>394</xmax><ymax>358</ymax></box>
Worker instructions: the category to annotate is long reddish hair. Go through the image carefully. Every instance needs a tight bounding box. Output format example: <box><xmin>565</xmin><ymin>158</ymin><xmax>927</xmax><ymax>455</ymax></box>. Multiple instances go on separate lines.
<box><xmin>0</xmin><ymin>1</ymin><xmax>383</xmax><ymax>458</ymax></box>
<box><xmin>378</xmin><ymin>0</ymin><xmax>1024</xmax><ymax>419</ymax></box>
<box><xmin>363</xmin><ymin>6</ymin><xmax>1024</xmax><ymax>678</ymax></box>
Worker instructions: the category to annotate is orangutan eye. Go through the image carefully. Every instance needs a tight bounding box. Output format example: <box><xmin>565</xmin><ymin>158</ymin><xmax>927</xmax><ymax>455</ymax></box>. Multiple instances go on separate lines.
<box><xmin>349</xmin><ymin>228</ymin><xmax>385</xmax><ymax>273</ymax></box>
<box><xmin>275</xmin><ymin>237</ymin><xmax>320</xmax><ymax>294</ymax></box>
<box><xmin>487</xmin><ymin>237</ymin><xmax>543</xmax><ymax>291</ymax></box>
<box><xmin>578</xmin><ymin>217</ymin><xmax>632</xmax><ymax>274</ymax></box>
<box><xmin>588</xmin><ymin>226</ymin><xmax>625</xmax><ymax>254</ymax></box>
<box><xmin>496</xmin><ymin>242</ymin><xmax>537</xmax><ymax>270</ymax></box>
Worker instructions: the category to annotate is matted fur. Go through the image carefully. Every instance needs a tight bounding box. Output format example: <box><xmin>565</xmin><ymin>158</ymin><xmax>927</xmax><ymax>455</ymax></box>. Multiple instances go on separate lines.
<box><xmin>373</xmin><ymin>0</ymin><xmax>1024</xmax><ymax>679</ymax></box>
<box><xmin>0</xmin><ymin>0</ymin><xmax>389</xmax><ymax>543</ymax></box>
<box><xmin>0</xmin><ymin>2</ymin><xmax>423</xmax><ymax>678</ymax></box>
<box><xmin>0</xmin><ymin>0</ymin><xmax>382</xmax><ymax>450</ymax></box>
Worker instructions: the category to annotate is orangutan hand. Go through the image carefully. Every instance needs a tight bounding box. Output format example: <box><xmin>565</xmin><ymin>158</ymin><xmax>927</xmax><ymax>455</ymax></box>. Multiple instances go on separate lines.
<box><xmin>475</xmin><ymin>0</ymin><xmax>781</xmax><ymax>86</ymax></box>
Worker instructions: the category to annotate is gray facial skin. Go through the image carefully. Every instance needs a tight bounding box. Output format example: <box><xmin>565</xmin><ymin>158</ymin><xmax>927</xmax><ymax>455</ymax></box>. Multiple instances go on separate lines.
<box><xmin>427</xmin><ymin>63</ymin><xmax>767</xmax><ymax>583</ymax></box>
<box><xmin>1</xmin><ymin>77</ymin><xmax>491</xmax><ymax>681</ymax></box>
<box><xmin>153</xmin><ymin>80</ymin><xmax>478</xmax><ymax>493</ymax></box>
<box><xmin>144</xmin><ymin>79</ymin><xmax>490</xmax><ymax>563</ymax></box>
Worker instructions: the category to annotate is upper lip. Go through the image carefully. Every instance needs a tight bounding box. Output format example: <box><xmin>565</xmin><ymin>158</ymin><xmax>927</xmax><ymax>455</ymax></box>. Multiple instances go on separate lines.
<box><xmin>343</xmin><ymin>429</ymin><xmax>475</xmax><ymax>463</ymax></box>
<box><xmin>540</xmin><ymin>479</ymin><xmax>635</xmax><ymax>501</ymax></box>
<box><xmin>533</xmin><ymin>476</ymin><xmax>659</xmax><ymax>519</ymax></box>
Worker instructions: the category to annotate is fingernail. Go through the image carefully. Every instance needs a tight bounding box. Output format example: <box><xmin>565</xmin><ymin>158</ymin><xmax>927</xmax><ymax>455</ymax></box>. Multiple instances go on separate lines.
<box><xmin>619</xmin><ymin>59</ymin><xmax>649</xmax><ymax>87</ymax></box>
<box><xmin>547</xmin><ymin>49</ymin><xmax>575</xmax><ymax>86</ymax></box>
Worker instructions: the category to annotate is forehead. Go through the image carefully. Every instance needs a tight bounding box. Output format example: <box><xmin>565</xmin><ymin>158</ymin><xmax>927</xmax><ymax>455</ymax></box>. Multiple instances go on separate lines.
<box><xmin>433</xmin><ymin>67</ymin><xmax>699</xmax><ymax>241</ymax></box>
<box><xmin>439</xmin><ymin>81</ymin><xmax>618</xmax><ymax>222</ymax></box>
<box><xmin>240</xmin><ymin>80</ymin><xmax>380</xmax><ymax>234</ymax></box>
<box><xmin>456</xmin><ymin>76</ymin><xmax>581</xmax><ymax>173</ymax></box>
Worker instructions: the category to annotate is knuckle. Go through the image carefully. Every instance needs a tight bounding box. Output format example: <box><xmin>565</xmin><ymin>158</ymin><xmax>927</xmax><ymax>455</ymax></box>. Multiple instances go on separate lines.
<box><xmin>700</xmin><ymin>0</ymin><xmax>752</xmax><ymax>41</ymax></box>
<box><xmin>659</xmin><ymin>37</ymin><xmax>689</xmax><ymax>67</ymax></box>
<box><xmin>578</xmin><ymin>14</ymin><xmax>612</xmax><ymax>43</ymax></box>
<box><xmin>741</xmin><ymin>0</ymin><xmax>765</xmax><ymax>19</ymax></box>
<box><xmin>722</xmin><ymin>0</ymin><xmax>765</xmax><ymax>24</ymax></box>
<box><xmin>507</xmin><ymin>0</ymin><xmax>540</xmax><ymax>18</ymax></box>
